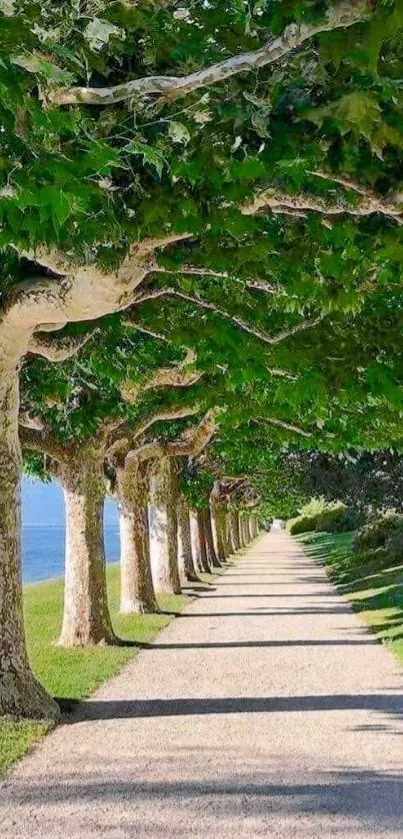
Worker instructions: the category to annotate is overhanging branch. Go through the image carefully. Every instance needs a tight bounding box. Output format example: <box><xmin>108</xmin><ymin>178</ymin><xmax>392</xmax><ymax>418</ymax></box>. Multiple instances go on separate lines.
<box><xmin>107</xmin><ymin>404</ymin><xmax>200</xmax><ymax>454</ymax></box>
<box><xmin>28</xmin><ymin>329</ymin><xmax>97</xmax><ymax>362</ymax></box>
<box><xmin>128</xmin><ymin>406</ymin><xmax>222</xmax><ymax>464</ymax></box>
<box><xmin>19</xmin><ymin>423</ymin><xmax>68</xmax><ymax>461</ymax></box>
<box><xmin>259</xmin><ymin>416</ymin><xmax>312</xmax><ymax>437</ymax></box>
<box><xmin>45</xmin><ymin>1</ymin><xmax>372</xmax><ymax>107</ymax></box>
<box><xmin>242</xmin><ymin>179</ymin><xmax>403</xmax><ymax>225</ymax></box>
<box><xmin>154</xmin><ymin>266</ymin><xmax>277</xmax><ymax>295</ymax></box>
<box><xmin>129</xmin><ymin>287</ymin><xmax>322</xmax><ymax>345</ymax></box>
<box><xmin>121</xmin><ymin>351</ymin><xmax>202</xmax><ymax>404</ymax></box>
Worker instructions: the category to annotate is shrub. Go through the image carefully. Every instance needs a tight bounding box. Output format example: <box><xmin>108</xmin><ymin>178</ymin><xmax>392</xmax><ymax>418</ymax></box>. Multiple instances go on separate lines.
<box><xmin>300</xmin><ymin>497</ymin><xmax>328</xmax><ymax>517</ymax></box>
<box><xmin>315</xmin><ymin>501</ymin><xmax>354</xmax><ymax>533</ymax></box>
<box><xmin>288</xmin><ymin>498</ymin><xmax>355</xmax><ymax>535</ymax></box>
<box><xmin>289</xmin><ymin>514</ymin><xmax>319</xmax><ymax>535</ymax></box>
<box><xmin>354</xmin><ymin>513</ymin><xmax>403</xmax><ymax>563</ymax></box>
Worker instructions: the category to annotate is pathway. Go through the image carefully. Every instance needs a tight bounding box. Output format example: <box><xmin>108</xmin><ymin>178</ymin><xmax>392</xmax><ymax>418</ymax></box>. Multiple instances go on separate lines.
<box><xmin>1</xmin><ymin>532</ymin><xmax>403</xmax><ymax>837</ymax></box>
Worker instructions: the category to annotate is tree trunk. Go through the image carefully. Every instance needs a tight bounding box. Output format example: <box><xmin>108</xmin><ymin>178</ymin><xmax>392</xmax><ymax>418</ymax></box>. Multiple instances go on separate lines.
<box><xmin>149</xmin><ymin>458</ymin><xmax>181</xmax><ymax>594</ymax></box>
<box><xmin>229</xmin><ymin>510</ymin><xmax>241</xmax><ymax>552</ymax></box>
<box><xmin>196</xmin><ymin>509</ymin><xmax>211</xmax><ymax>573</ymax></box>
<box><xmin>117</xmin><ymin>460</ymin><xmax>158</xmax><ymax>614</ymax></box>
<box><xmin>243</xmin><ymin>516</ymin><xmax>250</xmax><ymax>544</ymax></box>
<box><xmin>212</xmin><ymin>501</ymin><xmax>229</xmax><ymax>561</ymax></box>
<box><xmin>227</xmin><ymin>514</ymin><xmax>236</xmax><ymax>554</ymax></box>
<box><xmin>225</xmin><ymin>511</ymin><xmax>233</xmax><ymax>555</ymax></box>
<box><xmin>190</xmin><ymin>510</ymin><xmax>206</xmax><ymax>573</ymax></box>
<box><xmin>58</xmin><ymin>453</ymin><xmax>118</xmax><ymax>647</ymax></box>
<box><xmin>210</xmin><ymin>505</ymin><xmax>219</xmax><ymax>556</ymax></box>
<box><xmin>203</xmin><ymin>507</ymin><xmax>221</xmax><ymax>568</ymax></box>
<box><xmin>239</xmin><ymin>515</ymin><xmax>246</xmax><ymax>546</ymax></box>
<box><xmin>0</xmin><ymin>371</ymin><xmax>59</xmax><ymax>719</ymax></box>
<box><xmin>177</xmin><ymin>498</ymin><xmax>200</xmax><ymax>583</ymax></box>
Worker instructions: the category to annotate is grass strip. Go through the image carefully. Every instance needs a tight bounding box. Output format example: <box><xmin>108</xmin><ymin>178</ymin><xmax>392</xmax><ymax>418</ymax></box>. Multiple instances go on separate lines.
<box><xmin>298</xmin><ymin>530</ymin><xmax>403</xmax><ymax>665</ymax></box>
<box><xmin>0</xmin><ymin>563</ymin><xmax>190</xmax><ymax>775</ymax></box>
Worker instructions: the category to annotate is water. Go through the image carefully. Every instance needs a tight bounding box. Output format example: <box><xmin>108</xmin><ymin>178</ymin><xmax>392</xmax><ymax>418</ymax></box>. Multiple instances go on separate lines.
<box><xmin>22</xmin><ymin>525</ymin><xmax>120</xmax><ymax>585</ymax></box>
<box><xmin>21</xmin><ymin>477</ymin><xmax>120</xmax><ymax>584</ymax></box>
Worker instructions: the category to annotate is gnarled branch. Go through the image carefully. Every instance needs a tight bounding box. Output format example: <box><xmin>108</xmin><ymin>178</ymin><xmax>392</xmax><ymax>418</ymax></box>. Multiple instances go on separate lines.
<box><xmin>128</xmin><ymin>406</ymin><xmax>222</xmax><ymax>464</ymax></box>
<box><xmin>122</xmin><ymin>317</ymin><xmax>169</xmax><ymax>343</ymax></box>
<box><xmin>19</xmin><ymin>423</ymin><xmax>68</xmax><ymax>461</ymax></box>
<box><xmin>258</xmin><ymin>416</ymin><xmax>312</xmax><ymax>437</ymax></box>
<box><xmin>45</xmin><ymin>1</ymin><xmax>372</xmax><ymax>107</ymax></box>
<box><xmin>129</xmin><ymin>287</ymin><xmax>322</xmax><ymax>345</ymax></box>
<box><xmin>154</xmin><ymin>266</ymin><xmax>277</xmax><ymax>295</ymax></box>
<box><xmin>242</xmin><ymin>180</ymin><xmax>403</xmax><ymax>225</ymax></box>
<box><xmin>107</xmin><ymin>404</ymin><xmax>201</xmax><ymax>455</ymax></box>
<box><xmin>28</xmin><ymin>329</ymin><xmax>97</xmax><ymax>362</ymax></box>
<box><xmin>121</xmin><ymin>351</ymin><xmax>202</xmax><ymax>404</ymax></box>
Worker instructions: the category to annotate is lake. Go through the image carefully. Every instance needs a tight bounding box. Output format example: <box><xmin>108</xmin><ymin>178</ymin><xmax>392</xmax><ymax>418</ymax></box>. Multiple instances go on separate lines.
<box><xmin>22</xmin><ymin>478</ymin><xmax>120</xmax><ymax>584</ymax></box>
<box><xmin>22</xmin><ymin>525</ymin><xmax>120</xmax><ymax>584</ymax></box>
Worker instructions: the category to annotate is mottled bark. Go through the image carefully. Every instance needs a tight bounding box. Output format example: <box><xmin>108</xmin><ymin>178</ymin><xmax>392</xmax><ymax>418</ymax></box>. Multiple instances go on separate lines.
<box><xmin>189</xmin><ymin>510</ymin><xmax>204</xmax><ymax>574</ymax></box>
<box><xmin>149</xmin><ymin>458</ymin><xmax>181</xmax><ymax>594</ymax></box>
<box><xmin>227</xmin><ymin>514</ymin><xmax>237</xmax><ymax>554</ymax></box>
<box><xmin>117</xmin><ymin>460</ymin><xmax>158</xmax><ymax>614</ymax></box>
<box><xmin>177</xmin><ymin>498</ymin><xmax>200</xmax><ymax>583</ymax></box>
<box><xmin>203</xmin><ymin>508</ymin><xmax>221</xmax><ymax>568</ymax></box>
<box><xmin>0</xmin><ymin>372</ymin><xmax>59</xmax><ymax>719</ymax></box>
<box><xmin>239</xmin><ymin>516</ymin><xmax>247</xmax><ymax>547</ymax></box>
<box><xmin>210</xmin><ymin>506</ymin><xmax>219</xmax><ymax>557</ymax></box>
<box><xmin>212</xmin><ymin>501</ymin><xmax>229</xmax><ymax>561</ymax></box>
<box><xmin>229</xmin><ymin>510</ymin><xmax>241</xmax><ymax>552</ymax></box>
<box><xmin>225</xmin><ymin>512</ymin><xmax>234</xmax><ymax>555</ymax></box>
<box><xmin>196</xmin><ymin>509</ymin><xmax>211</xmax><ymax>573</ymax></box>
<box><xmin>58</xmin><ymin>453</ymin><xmax>118</xmax><ymax>646</ymax></box>
<box><xmin>48</xmin><ymin>1</ymin><xmax>372</xmax><ymax>107</ymax></box>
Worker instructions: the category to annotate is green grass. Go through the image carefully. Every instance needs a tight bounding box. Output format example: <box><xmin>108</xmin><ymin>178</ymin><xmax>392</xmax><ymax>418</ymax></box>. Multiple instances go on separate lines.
<box><xmin>298</xmin><ymin>530</ymin><xmax>403</xmax><ymax>665</ymax></box>
<box><xmin>0</xmin><ymin>562</ymin><xmax>192</xmax><ymax>775</ymax></box>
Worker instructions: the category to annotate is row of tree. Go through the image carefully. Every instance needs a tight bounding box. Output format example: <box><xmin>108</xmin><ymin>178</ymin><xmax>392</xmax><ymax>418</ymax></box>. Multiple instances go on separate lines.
<box><xmin>1</xmin><ymin>0</ymin><xmax>403</xmax><ymax>720</ymax></box>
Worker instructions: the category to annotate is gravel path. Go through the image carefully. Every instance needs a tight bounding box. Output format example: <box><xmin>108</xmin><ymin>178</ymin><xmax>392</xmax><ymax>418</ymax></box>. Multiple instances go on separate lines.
<box><xmin>1</xmin><ymin>532</ymin><xmax>403</xmax><ymax>838</ymax></box>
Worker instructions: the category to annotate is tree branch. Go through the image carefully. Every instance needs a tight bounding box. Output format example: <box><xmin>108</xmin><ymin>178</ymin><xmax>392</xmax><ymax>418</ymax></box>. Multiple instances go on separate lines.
<box><xmin>122</xmin><ymin>316</ymin><xmax>169</xmax><ymax>343</ymax></box>
<box><xmin>107</xmin><ymin>404</ymin><xmax>201</xmax><ymax>454</ymax></box>
<box><xmin>242</xmin><ymin>180</ymin><xmax>403</xmax><ymax>225</ymax></box>
<box><xmin>130</xmin><ymin>287</ymin><xmax>322</xmax><ymax>345</ymax></box>
<box><xmin>45</xmin><ymin>1</ymin><xmax>372</xmax><ymax>107</ymax></box>
<box><xmin>120</xmin><ymin>350</ymin><xmax>201</xmax><ymax>406</ymax></box>
<box><xmin>154</xmin><ymin>266</ymin><xmax>277</xmax><ymax>295</ymax></box>
<box><xmin>258</xmin><ymin>416</ymin><xmax>312</xmax><ymax>437</ymax></box>
<box><xmin>19</xmin><ymin>423</ymin><xmax>68</xmax><ymax>461</ymax></box>
<box><xmin>28</xmin><ymin>329</ymin><xmax>97</xmax><ymax>362</ymax></box>
<box><xmin>143</xmin><ymin>350</ymin><xmax>202</xmax><ymax>392</ymax></box>
<box><xmin>128</xmin><ymin>407</ymin><xmax>221</xmax><ymax>464</ymax></box>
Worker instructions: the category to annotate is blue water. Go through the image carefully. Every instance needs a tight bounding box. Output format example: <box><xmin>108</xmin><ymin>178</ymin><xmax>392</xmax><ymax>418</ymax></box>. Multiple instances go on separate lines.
<box><xmin>21</xmin><ymin>477</ymin><xmax>120</xmax><ymax>584</ymax></box>
<box><xmin>22</xmin><ymin>524</ymin><xmax>120</xmax><ymax>584</ymax></box>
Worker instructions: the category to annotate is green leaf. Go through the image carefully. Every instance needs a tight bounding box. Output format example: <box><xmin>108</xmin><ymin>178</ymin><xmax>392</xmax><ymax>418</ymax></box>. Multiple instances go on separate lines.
<box><xmin>167</xmin><ymin>121</ymin><xmax>191</xmax><ymax>145</ymax></box>
<box><xmin>11</xmin><ymin>53</ymin><xmax>75</xmax><ymax>85</ymax></box>
<box><xmin>83</xmin><ymin>19</ymin><xmax>125</xmax><ymax>52</ymax></box>
<box><xmin>124</xmin><ymin>141</ymin><xmax>166</xmax><ymax>178</ymax></box>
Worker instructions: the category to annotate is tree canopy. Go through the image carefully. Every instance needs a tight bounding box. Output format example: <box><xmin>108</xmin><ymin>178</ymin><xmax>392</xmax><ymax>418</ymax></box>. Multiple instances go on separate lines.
<box><xmin>2</xmin><ymin>0</ymin><xmax>403</xmax><ymax>720</ymax></box>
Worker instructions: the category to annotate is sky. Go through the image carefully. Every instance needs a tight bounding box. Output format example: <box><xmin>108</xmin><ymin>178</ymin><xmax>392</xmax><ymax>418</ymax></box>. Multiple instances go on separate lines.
<box><xmin>22</xmin><ymin>478</ymin><xmax>118</xmax><ymax>526</ymax></box>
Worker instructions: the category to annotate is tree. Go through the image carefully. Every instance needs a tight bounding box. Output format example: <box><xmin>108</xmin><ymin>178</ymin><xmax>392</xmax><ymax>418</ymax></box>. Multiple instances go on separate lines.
<box><xmin>285</xmin><ymin>449</ymin><xmax>403</xmax><ymax>517</ymax></box>
<box><xmin>1</xmin><ymin>0</ymin><xmax>402</xmax><ymax>718</ymax></box>
<box><xmin>21</xmin><ymin>325</ymin><xmax>214</xmax><ymax>631</ymax></box>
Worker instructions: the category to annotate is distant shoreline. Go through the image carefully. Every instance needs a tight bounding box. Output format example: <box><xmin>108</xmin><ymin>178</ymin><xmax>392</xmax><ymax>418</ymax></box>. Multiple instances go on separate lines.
<box><xmin>22</xmin><ymin>522</ymin><xmax>120</xmax><ymax>586</ymax></box>
<box><xmin>24</xmin><ymin>559</ymin><xmax>120</xmax><ymax>589</ymax></box>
